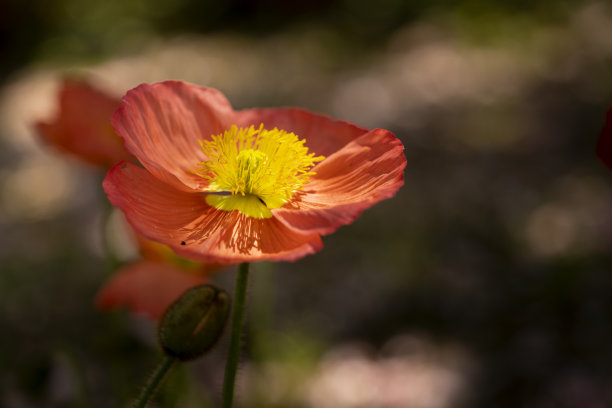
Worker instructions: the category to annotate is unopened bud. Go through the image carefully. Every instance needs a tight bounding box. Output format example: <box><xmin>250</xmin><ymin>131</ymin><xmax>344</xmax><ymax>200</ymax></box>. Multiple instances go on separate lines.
<box><xmin>158</xmin><ymin>284</ymin><xmax>230</xmax><ymax>361</ymax></box>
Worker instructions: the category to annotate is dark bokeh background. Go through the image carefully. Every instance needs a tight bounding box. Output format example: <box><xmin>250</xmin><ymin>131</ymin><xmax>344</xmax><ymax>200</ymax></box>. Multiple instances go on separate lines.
<box><xmin>2</xmin><ymin>1</ymin><xmax>612</xmax><ymax>407</ymax></box>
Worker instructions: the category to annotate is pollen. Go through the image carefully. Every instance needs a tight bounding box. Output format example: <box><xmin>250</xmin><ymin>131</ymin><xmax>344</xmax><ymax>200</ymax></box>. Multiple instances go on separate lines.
<box><xmin>194</xmin><ymin>124</ymin><xmax>324</xmax><ymax>218</ymax></box>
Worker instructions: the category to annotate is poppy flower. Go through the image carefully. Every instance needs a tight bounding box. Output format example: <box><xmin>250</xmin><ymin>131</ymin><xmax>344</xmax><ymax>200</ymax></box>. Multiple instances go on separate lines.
<box><xmin>103</xmin><ymin>80</ymin><xmax>406</xmax><ymax>264</ymax></box>
<box><xmin>96</xmin><ymin>222</ymin><xmax>223</xmax><ymax>321</ymax></box>
<box><xmin>597</xmin><ymin>106</ymin><xmax>612</xmax><ymax>171</ymax></box>
<box><xmin>96</xmin><ymin>260</ymin><xmax>211</xmax><ymax>321</ymax></box>
<box><xmin>35</xmin><ymin>79</ymin><xmax>134</xmax><ymax>168</ymax></box>
<box><xmin>96</xmin><ymin>230</ymin><xmax>223</xmax><ymax>321</ymax></box>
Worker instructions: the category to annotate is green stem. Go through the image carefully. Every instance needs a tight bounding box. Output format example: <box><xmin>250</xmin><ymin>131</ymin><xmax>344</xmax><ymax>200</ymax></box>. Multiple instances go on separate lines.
<box><xmin>222</xmin><ymin>262</ymin><xmax>250</xmax><ymax>408</ymax></box>
<box><xmin>132</xmin><ymin>356</ymin><xmax>177</xmax><ymax>408</ymax></box>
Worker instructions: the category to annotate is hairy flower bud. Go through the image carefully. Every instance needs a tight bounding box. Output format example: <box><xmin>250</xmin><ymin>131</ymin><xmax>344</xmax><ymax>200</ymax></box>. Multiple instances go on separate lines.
<box><xmin>158</xmin><ymin>284</ymin><xmax>230</xmax><ymax>361</ymax></box>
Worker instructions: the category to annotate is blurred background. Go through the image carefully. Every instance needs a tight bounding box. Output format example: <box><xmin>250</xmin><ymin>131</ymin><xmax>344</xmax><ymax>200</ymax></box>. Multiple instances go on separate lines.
<box><xmin>2</xmin><ymin>0</ymin><xmax>612</xmax><ymax>407</ymax></box>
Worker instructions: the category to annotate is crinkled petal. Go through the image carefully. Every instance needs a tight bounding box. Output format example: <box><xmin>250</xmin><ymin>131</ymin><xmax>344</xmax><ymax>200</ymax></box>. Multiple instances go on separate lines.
<box><xmin>176</xmin><ymin>210</ymin><xmax>323</xmax><ymax>263</ymax></box>
<box><xmin>112</xmin><ymin>81</ymin><xmax>234</xmax><ymax>192</ymax></box>
<box><xmin>35</xmin><ymin>79</ymin><xmax>132</xmax><ymax>168</ymax></box>
<box><xmin>96</xmin><ymin>261</ymin><xmax>207</xmax><ymax>321</ymax></box>
<box><xmin>233</xmin><ymin>108</ymin><xmax>367</xmax><ymax>157</ymax></box>
<box><xmin>273</xmin><ymin>129</ymin><xmax>406</xmax><ymax>234</ymax></box>
<box><xmin>104</xmin><ymin>162</ymin><xmax>323</xmax><ymax>263</ymax></box>
<box><xmin>597</xmin><ymin>106</ymin><xmax>612</xmax><ymax>171</ymax></box>
<box><xmin>104</xmin><ymin>161</ymin><xmax>210</xmax><ymax>236</ymax></box>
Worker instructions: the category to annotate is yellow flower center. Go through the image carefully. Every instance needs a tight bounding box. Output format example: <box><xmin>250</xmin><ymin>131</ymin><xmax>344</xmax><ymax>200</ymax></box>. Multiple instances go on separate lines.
<box><xmin>194</xmin><ymin>124</ymin><xmax>324</xmax><ymax>219</ymax></box>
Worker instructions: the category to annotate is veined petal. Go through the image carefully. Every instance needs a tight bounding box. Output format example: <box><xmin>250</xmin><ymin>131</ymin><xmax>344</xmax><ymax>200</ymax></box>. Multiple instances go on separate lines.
<box><xmin>95</xmin><ymin>261</ymin><xmax>207</xmax><ymax>321</ymax></box>
<box><xmin>104</xmin><ymin>161</ymin><xmax>323</xmax><ymax>263</ymax></box>
<box><xmin>597</xmin><ymin>106</ymin><xmax>612</xmax><ymax>171</ymax></box>
<box><xmin>175</xmin><ymin>210</ymin><xmax>323</xmax><ymax>263</ymax></box>
<box><xmin>233</xmin><ymin>108</ymin><xmax>367</xmax><ymax>157</ymax></box>
<box><xmin>273</xmin><ymin>129</ymin><xmax>406</xmax><ymax>234</ymax></box>
<box><xmin>104</xmin><ymin>161</ymin><xmax>210</xmax><ymax>236</ymax></box>
<box><xmin>112</xmin><ymin>81</ymin><xmax>234</xmax><ymax>192</ymax></box>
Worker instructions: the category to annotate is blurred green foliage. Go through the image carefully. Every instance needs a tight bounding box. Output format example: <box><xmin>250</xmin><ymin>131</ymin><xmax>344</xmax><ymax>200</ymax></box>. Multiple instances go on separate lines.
<box><xmin>0</xmin><ymin>0</ymin><xmax>592</xmax><ymax>80</ymax></box>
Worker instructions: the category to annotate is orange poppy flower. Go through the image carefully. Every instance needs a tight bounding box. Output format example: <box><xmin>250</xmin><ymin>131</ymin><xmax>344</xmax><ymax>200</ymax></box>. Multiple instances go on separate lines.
<box><xmin>96</xmin><ymin>231</ymin><xmax>223</xmax><ymax>321</ymax></box>
<box><xmin>597</xmin><ymin>106</ymin><xmax>612</xmax><ymax>171</ymax></box>
<box><xmin>96</xmin><ymin>261</ymin><xmax>210</xmax><ymax>321</ymax></box>
<box><xmin>35</xmin><ymin>79</ymin><xmax>134</xmax><ymax>168</ymax></box>
<box><xmin>103</xmin><ymin>80</ymin><xmax>406</xmax><ymax>263</ymax></box>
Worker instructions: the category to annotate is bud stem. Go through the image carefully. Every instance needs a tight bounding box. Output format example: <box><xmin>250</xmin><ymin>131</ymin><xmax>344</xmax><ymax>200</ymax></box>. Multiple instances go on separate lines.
<box><xmin>132</xmin><ymin>356</ymin><xmax>177</xmax><ymax>408</ymax></box>
<box><xmin>222</xmin><ymin>262</ymin><xmax>250</xmax><ymax>408</ymax></box>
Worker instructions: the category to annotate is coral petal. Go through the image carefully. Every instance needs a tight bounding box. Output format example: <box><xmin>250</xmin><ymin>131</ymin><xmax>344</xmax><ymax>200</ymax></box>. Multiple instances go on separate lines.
<box><xmin>35</xmin><ymin>79</ymin><xmax>132</xmax><ymax>168</ymax></box>
<box><xmin>273</xmin><ymin>129</ymin><xmax>406</xmax><ymax>234</ymax></box>
<box><xmin>233</xmin><ymin>108</ymin><xmax>367</xmax><ymax>156</ymax></box>
<box><xmin>104</xmin><ymin>161</ymin><xmax>323</xmax><ymax>263</ymax></box>
<box><xmin>112</xmin><ymin>81</ymin><xmax>234</xmax><ymax>191</ymax></box>
<box><xmin>103</xmin><ymin>161</ymin><xmax>210</xmax><ymax>240</ymax></box>
<box><xmin>96</xmin><ymin>261</ymin><xmax>206</xmax><ymax>321</ymax></box>
<box><xmin>174</xmin><ymin>211</ymin><xmax>323</xmax><ymax>263</ymax></box>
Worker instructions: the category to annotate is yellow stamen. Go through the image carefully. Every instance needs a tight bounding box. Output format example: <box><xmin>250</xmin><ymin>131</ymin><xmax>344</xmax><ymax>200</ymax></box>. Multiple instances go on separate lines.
<box><xmin>194</xmin><ymin>124</ymin><xmax>324</xmax><ymax>218</ymax></box>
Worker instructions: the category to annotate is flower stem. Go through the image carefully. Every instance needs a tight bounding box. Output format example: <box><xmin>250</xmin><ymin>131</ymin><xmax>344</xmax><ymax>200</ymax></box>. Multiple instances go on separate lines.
<box><xmin>222</xmin><ymin>262</ymin><xmax>250</xmax><ymax>408</ymax></box>
<box><xmin>132</xmin><ymin>356</ymin><xmax>177</xmax><ymax>408</ymax></box>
